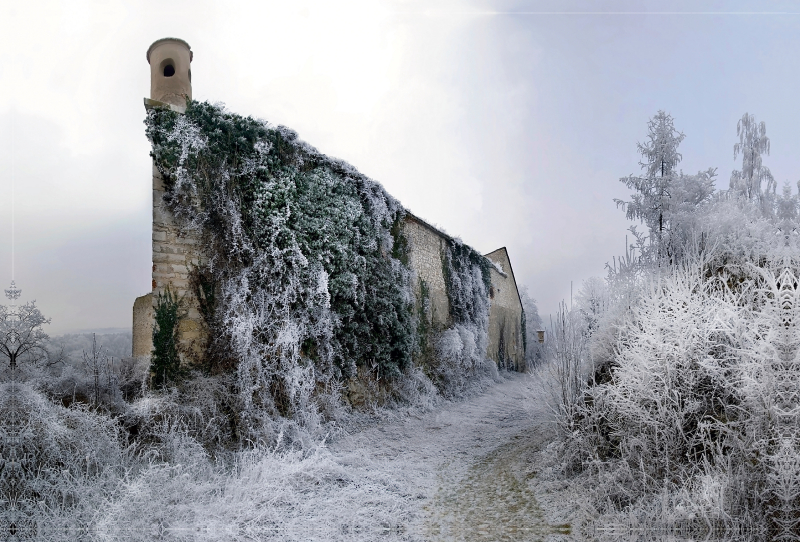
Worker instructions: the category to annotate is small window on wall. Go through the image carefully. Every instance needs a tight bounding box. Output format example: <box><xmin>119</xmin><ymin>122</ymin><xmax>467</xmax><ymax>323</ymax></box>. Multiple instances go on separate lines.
<box><xmin>489</xmin><ymin>286</ymin><xmax>495</xmax><ymax>299</ymax></box>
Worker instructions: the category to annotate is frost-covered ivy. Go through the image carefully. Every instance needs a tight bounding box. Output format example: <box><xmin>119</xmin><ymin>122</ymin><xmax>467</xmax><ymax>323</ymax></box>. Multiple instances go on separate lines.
<box><xmin>425</xmin><ymin>239</ymin><xmax>494</xmax><ymax>392</ymax></box>
<box><xmin>146</xmin><ymin>101</ymin><xmax>418</xmax><ymax>387</ymax></box>
<box><xmin>442</xmin><ymin>239</ymin><xmax>492</xmax><ymax>327</ymax></box>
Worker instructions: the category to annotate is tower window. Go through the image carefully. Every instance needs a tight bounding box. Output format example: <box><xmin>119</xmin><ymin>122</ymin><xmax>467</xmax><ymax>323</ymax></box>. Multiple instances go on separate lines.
<box><xmin>163</xmin><ymin>64</ymin><xmax>175</xmax><ymax>77</ymax></box>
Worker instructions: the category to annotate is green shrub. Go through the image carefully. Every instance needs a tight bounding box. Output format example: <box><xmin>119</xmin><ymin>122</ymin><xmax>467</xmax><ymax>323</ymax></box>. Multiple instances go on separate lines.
<box><xmin>150</xmin><ymin>287</ymin><xmax>183</xmax><ymax>388</ymax></box>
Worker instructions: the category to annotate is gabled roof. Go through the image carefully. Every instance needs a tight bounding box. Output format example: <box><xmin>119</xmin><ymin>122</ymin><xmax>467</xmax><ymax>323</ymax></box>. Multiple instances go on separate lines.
<box><xmin>484</xmin><ymin>247</ymin><xmax>523</xmax><ymax>309</ymax></box>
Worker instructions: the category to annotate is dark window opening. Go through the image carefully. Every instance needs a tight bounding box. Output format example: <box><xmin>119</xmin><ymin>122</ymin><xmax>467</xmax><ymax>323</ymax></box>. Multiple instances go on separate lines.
<box><xmin>163</xmin><ymin>64</ymin><xmax>175</xmax><ymax>77</ymax></box>
<box><xmin>188</xmin><ymin>69</ymin><xmax>192</xmax><ymax>82</ymax></box>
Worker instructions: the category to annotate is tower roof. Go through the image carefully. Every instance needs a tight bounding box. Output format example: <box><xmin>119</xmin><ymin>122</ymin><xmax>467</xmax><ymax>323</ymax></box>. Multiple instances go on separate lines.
<box><xmin>147</xmin><ymin>38</ymin><xmax>193</xmax><ymax>64</ymax></box>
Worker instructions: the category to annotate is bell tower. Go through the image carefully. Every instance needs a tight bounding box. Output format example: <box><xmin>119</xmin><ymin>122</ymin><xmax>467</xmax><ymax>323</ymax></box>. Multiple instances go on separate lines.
<box><xmin>133</xmin><ymin>38</ymin><xmax>202</xmax><ymax>360</ymax></box>
<box><xmin>146</xmin><ymin>38</ymin><xmax>192</xmax><ymax>107</ymax></box>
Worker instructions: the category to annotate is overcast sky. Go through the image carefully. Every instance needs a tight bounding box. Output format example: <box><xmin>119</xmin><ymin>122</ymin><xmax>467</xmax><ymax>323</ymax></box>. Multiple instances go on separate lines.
<box><xmin>2</xmin><ymin>0</ymin><xmax>800</xmax><ymax>334</ymax></box>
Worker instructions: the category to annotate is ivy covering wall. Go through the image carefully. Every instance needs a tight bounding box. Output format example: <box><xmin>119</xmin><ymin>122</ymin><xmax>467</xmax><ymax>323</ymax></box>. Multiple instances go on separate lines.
<box><xmin>145</xmin><ymin>101</ymin><xmax>495</xmax><ymax>415</ymax></box>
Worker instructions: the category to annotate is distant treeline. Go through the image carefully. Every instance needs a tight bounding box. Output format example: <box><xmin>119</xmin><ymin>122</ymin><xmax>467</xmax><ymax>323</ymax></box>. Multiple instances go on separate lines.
<box><xmin>49</xmin><ymin>332</ymin><xmax>132</xmax><ymax>362</ymax></box>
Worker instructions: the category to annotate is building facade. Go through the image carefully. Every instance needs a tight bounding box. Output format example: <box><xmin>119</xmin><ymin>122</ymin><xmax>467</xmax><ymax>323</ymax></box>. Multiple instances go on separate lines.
<box><xmin>133</xmin><ymin>38</ymin><xmax>526</xmax><ymax>372</ymax></box>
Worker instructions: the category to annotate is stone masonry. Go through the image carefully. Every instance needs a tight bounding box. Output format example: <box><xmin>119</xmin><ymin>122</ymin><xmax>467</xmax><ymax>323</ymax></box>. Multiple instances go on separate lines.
<box><xmin>402</xmin><ymin>214</ymin><xmax>525</xmax><ymax>370</ymax></box>
<box><xmin>403</xmin><ymin>214</ymin><xmax>451</xmax><ymax>329</ymax></box>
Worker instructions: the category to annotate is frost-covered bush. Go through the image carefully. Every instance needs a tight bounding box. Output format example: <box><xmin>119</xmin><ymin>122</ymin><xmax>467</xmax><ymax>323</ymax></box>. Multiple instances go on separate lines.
<box><xmin>544</xmin><ymin>111</ymin><xmax>800</xmax><ymax>538</ymax></box>
<box><xmin>541</xmin><ymin>301</ymin><xmax>591</xmax><ymax>435</ymax></box>
<box><xmin>562</xmin><ymin>252</ymin><xmax>800</xmax><ymax>537</ymax></box>
<box><xmin>0</xmin><ymin>381</ymin><xmax>127</xmax><ymax>539</ymax></box>
<box><xmin>1</xmin><ymin>381</ymin><xmax>418</xmax><ymax>541</ymax></box>
<box><xmin>429</xmin><ymin>324</ymin><xmax>496</xmax><ymax>397</ymax></box>
<box><xmin>34</xmin><ymin>340</ymin><xmax>147</xmax><ymax>412</ymax></box>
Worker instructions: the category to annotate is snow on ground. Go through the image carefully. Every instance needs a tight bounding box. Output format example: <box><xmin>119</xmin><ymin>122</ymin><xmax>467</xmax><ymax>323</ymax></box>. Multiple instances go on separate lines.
<box><xmin>329</xmin><ymin>372</ymin><xmax>573</xmax><ymax>541</ymax></box>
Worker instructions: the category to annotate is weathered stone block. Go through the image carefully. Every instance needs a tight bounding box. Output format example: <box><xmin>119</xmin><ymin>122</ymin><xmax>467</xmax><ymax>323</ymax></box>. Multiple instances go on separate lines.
<box><xmin>153</xmin><ymin>252</ymin><xmax>188</xmax><ymax>264</ymax></box>
<box><xmin>132</xmin><ymin>293</ymin><xmax>154</xmax><ymax>358</ymax></box>
<box><xmin>170</xmin><ymin>264</ymin><xmax>189</xmax><ymax>275</ymax></box>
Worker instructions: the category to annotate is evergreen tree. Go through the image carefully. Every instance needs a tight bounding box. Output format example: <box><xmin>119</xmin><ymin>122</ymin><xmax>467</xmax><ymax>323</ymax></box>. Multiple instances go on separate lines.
<box><xmin>615</xmin><ymin>111</ymin><xmax>685</xmax><ymax>255</ymax></box>
<box><xmin>150</xmin><ymin>288</ymin><xmax>183</xmax><ymax>388</ymax></box>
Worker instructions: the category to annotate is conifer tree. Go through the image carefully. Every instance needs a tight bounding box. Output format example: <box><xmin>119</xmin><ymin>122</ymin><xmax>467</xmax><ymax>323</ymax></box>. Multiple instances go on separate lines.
<box><xmin>615</xmin><ymin>110</ymin><xmax>685</xmax><ymax>258</ymax></box>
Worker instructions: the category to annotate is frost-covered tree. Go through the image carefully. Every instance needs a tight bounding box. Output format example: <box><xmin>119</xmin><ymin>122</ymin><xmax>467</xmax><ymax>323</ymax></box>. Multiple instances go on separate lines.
<box><xmin>0</xmin><ymin>282</ymin><xmax>52</xmax><ymax>371</ymax></box>
<box><xmin>616</xmin><ymin>112</ymin><xmax>716</xmax><ymax>265</ymax></box>
<box><xmin>150</xmin><ymin>288</ymin><xmax>183</xmax><ymax>389</ymax></box>
<box><xmin>615</xmin><ymin>111</ymin><xmax>685</xmax><ymax>249</ymax></box>
<box><xmin>574</xmin><ymin>276</ymin><xmax>608</xmax><ymax>337</ymax></box>
<box><xmin>519</xmin><ymin>286</ymin><xmax>544</xmax><ymax>369</ymax></box>
<box><xmin>82</xmin><ymin>333</ymin><xmax>115</xmax><ymax>407</ymax></box>
<box><xmin>777</xmin><ymin>181</ymin><xmax>798</xmax><ymax>222</ymax></box>
<box><xmin>730</xmin><ymin>112</ymin><xmax>776</xmax><ymax>205</ymax></box>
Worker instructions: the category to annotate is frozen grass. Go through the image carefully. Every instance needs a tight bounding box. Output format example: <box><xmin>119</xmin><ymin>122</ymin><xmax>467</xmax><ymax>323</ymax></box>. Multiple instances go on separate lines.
<box><xmin>1</xmin><ymin>351</ymin><xmax>559</xmax><ymax>542</ymax></box>
<box><xmin>93</xmin><ymin>443</ymin><xmax>417</xmax><ymax>541</ymax></box>
<box><xmin>3</xmin><ymin>379</ymin><xmax>421</xmax><ymax>541</ymax></box>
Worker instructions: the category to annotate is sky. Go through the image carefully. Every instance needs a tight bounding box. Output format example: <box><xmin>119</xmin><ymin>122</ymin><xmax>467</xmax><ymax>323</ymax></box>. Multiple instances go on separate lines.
<box><xmin>2</xmin><ymin>0</ymin><xmax>800</xmax><ymax>334</ymax></box>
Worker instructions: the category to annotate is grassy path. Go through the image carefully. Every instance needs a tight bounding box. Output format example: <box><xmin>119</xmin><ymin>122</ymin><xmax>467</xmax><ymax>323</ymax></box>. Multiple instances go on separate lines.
<box><xmin>331</xmin><ymin>372</ymin><xmax>570</xmax><ymax>541</ymax></box>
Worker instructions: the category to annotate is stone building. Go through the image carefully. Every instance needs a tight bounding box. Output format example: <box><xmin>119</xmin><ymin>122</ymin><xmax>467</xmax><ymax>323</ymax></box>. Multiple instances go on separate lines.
<box><xmin>485</xmin><ymin>247</ymin><xmax>525</xmax><ymax>370</ymax></box>
<box><xmin>133</xmin><ymin>38</ymin><xmax>526</xmax><ymax>371</ymax></box>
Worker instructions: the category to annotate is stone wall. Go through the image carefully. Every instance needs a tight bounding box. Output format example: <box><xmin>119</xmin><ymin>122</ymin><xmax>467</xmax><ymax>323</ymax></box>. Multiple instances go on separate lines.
<box><xmin>132</xmin><ymin>164</ymin><xmax>206</xmax><ymax>361</ymax></box>
<box><xmin>402</xmin><ymin>215</ymin><xmax>526</xmax><ymax>371</ymax></box>
<box><xmin>131</xmin><ymin>293</ymin><xmax>153</xmax><ymax>358</ymax></box>
<box><xmin>402</xmin><ymin>214</ymin><xmax>451</xmax><ymax>330</ymax></box>
<box><xmin>485</xmin><ymin>248</ymin><xmax>525</xmax><ymax>371</ymax></box>
<box><xmin>134</xmin><ymin>205</ymin><xmax>526</xmax><ymax>371</ymax></box>
<box><xmin>151</xmin><ymin>165</ymin><xmax>207</xmax><ymax>360</ymax></box>
<box><xmin>134</xmin><ymin>188</ymin><xmax>525</xmax><ymax>373</ymax></box>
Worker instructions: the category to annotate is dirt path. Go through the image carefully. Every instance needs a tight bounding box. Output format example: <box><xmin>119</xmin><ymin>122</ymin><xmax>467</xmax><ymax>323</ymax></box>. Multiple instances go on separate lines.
<box><xmin>330</xmin><ymin>373</ymin><xmax>571</xmax><ymax>541</ymax></box>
